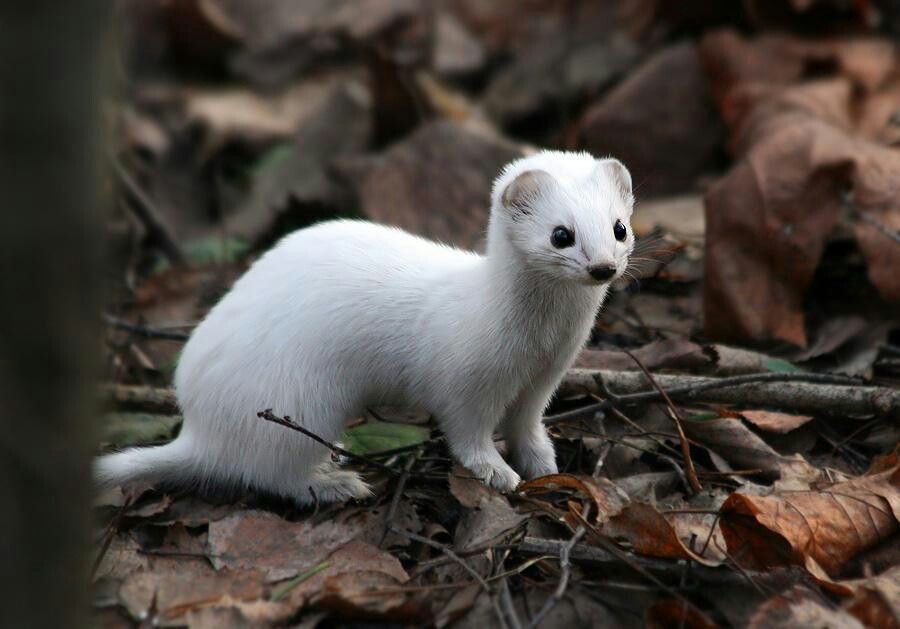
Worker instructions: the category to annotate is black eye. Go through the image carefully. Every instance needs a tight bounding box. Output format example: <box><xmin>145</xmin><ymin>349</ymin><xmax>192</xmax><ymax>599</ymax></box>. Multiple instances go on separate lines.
<box><xmin>613</xmin><ymin>219</ymin><xmax>627</xmax><ymax>242</ymax></box>
<box><xmin>551</xmin><ymin>226</ymin><xmax>574</xmax><ymax>249</ymax></box>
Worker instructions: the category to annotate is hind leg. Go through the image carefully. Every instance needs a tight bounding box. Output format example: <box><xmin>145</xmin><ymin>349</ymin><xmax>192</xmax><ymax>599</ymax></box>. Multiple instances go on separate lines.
<box><xmin>303</xmin><ymin>461</ymin><xmax>372</xmax><ymax>503</ymax></box>
<box><xmin>253</xmin><ymin>401</ymin><xmax>372</xmax><ymax>505</ymax></box>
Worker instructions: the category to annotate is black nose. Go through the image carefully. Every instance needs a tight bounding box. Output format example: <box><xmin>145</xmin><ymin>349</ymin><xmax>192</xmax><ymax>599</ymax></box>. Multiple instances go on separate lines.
<box><xmin>588</xmin><ymin>264</ymin><xmax>616</xmax><ymax>281</ymax></box>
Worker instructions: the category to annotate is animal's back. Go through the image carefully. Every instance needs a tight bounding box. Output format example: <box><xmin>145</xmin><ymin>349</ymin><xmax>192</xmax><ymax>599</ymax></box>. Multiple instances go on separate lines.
<box><xmin>175</xmin><ymin>220</ymin><xmax>480</xmax><ymax>420</ymax></box>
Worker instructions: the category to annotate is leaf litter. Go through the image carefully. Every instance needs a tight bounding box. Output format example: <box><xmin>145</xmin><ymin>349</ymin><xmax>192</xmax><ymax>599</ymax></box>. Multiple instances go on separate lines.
<box><xmin>98</xmin><ymin>1</ymin><xmax>900</xmax><ymax>627</ymax></box>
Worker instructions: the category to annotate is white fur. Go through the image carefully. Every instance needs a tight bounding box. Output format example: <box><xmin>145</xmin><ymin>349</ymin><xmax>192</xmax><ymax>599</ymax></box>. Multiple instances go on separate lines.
<box><xmin>95</xmin><ymin>150</ymin><xmax>634</xmax><ymax>504</ymax></box>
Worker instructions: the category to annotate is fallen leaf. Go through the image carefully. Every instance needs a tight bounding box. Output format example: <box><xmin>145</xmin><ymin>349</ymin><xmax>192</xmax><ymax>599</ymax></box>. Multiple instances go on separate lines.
<box><xmin>281</xmin><ymin>539</ymin><xmax>409</xmax><ymax>608</ymax></box>
<box><xmin>842</xmin><ymin>566</ymin><xmax>900</xmax><ymax>629</ymax></box>
<box><xmin>453</xmin><ymin>492</ymin><xmax>527</xmax><ymax>553</ymax></box>
<box><xmin>342</xmin><ymin>421</ymin><xmax>429</xmax><ymax>455</ymax></box>
<box><xmin>574</xmin><ymin>41</ymin><xmax>723</xmax><ymax>196</ymax></box>
<box><xmin>739</xmin><ymin>410</ymin><xmax>813</xmax><ymax>434</ymax></box>
<box><xmin>748</xmin><ymin>585</ymin><xmax>865</xmax><ymax>629</ymax></box>
<box><xmin>336</xmin><ymin>119</ymin><xmax>526</xmax><ymax>249</ymax></box>
<box><xmin>519</xmin><ymin>473</ymin><xmax>630</xmax><ymax>525</ymax></box>
<box><xmin>313</xmin><ymin>570</ymin><xmax>424</xmax><ymax>621</ymax></box>
<box><xmin>184</xmin><ymin>597</ymin><xmax>295</xmax><ymax>629</ymax></box>
<box><xmin>700</xmin><ymin>30</ymin><xmax>900</xmax><ymax>346</ymax></box>
<box><xmin>117</xmin><ymin>560</ymin><xmax>264</xmax><ymax>624</ymax></box>
<box><xmin>575</xmin><ymin>338</ymin><xmax>713</xmax><ymax>373</ymax></box>
<box><xmin>683</xmin><ymin>416</ymin><xmax>819</xmax><ymax>484</ymax></box>
<box><xmin>600</xmin><ymin>502</ymin><xmax>720</xmax><ymax>566</ymax></box>
<box><xmin>720</xmin><ymin>466</ymin><xmax>900</xmax><ymax>578</ymax></box>
<box><xmin>207</xmin><ymin>509</ymin><xmax>389</xmax><ymax>581</ymax></box>
<box><xmin>448</xmin><ymin>463</ymin><xmax>497</xmax><ymax>509</ymax></box>
<box><xmin>434</xmin><ymin>583</ymin><xmax>481</xmax><ymax>628</ymax></box>
<box><xmin>227</xmin><ymin>83</ymin><xmax>370</xmax><ymax>247</ymax></box>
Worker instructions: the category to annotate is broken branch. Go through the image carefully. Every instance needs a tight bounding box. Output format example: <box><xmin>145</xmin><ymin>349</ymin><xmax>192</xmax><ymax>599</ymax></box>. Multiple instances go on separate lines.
<box><xmin>553</xmin><ymin>370</ymin><xmax>900</xmax><ymax>420</ymax></box>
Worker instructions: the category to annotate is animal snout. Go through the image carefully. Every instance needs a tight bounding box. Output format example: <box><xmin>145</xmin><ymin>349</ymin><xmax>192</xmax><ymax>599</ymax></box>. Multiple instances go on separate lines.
<box><xmin>587</xmin><ymin>264</ymin><xmax>617</xmax><ymax>281</ymax></box>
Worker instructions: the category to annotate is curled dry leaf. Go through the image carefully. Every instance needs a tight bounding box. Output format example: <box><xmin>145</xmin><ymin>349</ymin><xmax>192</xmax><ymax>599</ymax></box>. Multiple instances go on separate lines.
<box><xmin>519</xmin><ymin>475</ymin><xmax>722</xmax><ymax>565</ymax></box>
<box><xmin>683</xmin><ymin>416</ymin><xmax>820</xmax><ymax>486</ymax></box>
<box><xmin>519</xmin><ymin>473</ymin><xmax>629</xmax><ymax>526</ymax></box>
<box><xmin>720</xmin><ymin>466</ymin><xmax>900</xmax><ymax>579</ymax></box>
<box><xmin>599</xmin><ymin>502</ymin><xmax>720</xmax><ymax>567</ymax></box>
<box><xmin>700</xmin><ymin>30</ymin><xmax>900</xmax><ymax>346</ymax></box>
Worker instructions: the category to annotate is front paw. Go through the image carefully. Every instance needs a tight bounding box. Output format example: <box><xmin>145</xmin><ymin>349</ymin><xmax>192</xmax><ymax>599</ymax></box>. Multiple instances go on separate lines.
<box><xmin>511</xmin><ymin>442</ymin><xmax>558</xmax><ymax>480</ymax></box>
<box><xmin>464</xmin><ymin>458</ymin><xmax>522</xmax><ymax>492</ymax></box>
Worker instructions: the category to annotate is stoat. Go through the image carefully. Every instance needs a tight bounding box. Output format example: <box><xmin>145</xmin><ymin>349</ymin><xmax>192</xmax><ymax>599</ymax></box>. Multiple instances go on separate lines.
<box><xmin>96</xmin><ymin>150</ymin><xmax>635</xmax><ymax>504</ymax></box>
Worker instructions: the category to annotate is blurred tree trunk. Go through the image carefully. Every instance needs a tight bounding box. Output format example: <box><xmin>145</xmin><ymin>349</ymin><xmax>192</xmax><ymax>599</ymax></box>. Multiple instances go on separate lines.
<box><xmin>0</xmin><ymin>2</ymin><xmax>109</xmax><ymax>627</ymax></box>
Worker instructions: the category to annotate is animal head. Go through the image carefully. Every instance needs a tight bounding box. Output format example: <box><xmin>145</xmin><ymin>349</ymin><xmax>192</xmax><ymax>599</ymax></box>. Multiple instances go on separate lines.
<box><xmin>489</xmin><ymin>151</ymin><xmax>635</xmax><ymax>285</ymax></box>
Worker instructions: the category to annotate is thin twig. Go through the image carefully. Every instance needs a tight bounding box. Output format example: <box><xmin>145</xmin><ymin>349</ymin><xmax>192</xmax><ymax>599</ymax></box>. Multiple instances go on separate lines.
<box><xmin>389</xmin><ymin>524</ymin><xmax>508</xmax><ymax>628</ymax></box>
<box><xmin>622</xmin><ymin>350</ymin><xmax>701</xmax><ymax>494</ymax></box>
<box><xmin>379</xmin><ymin>446</ymin><xmax>422</xmax><ymax>546</ymax></box>
<box><xmin>498</xmin><ymin>575</ymin><xmax>523</xmax><ymax>629</ymax></box>
<box><xmin>257</xmin><ymin>409</ymin><xmax>397</xmax><ymax>475</ymax></box>
<box><xmin>525</xmin><ymin>505</ymin><xmax>589</xmax><ymax>628</ymax></box>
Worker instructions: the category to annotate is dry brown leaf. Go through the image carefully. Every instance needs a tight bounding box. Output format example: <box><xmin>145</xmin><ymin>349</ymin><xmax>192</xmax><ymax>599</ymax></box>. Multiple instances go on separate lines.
<box><xmin>313</xmin><ymin>570</ymin><xmax>425</xmax><ymax>621</ymax></box>
<box><xmin>842</xmin><ymin>566</ymin><xmax>900</xmax><ymax>629</ymax></box>
<box><xmin>600</xmin><ymin>502</ymin><xmax>720</xmax><ymax>566</ymax></box>
<box><xmin>207</xmin><ymin>508</ymin><xmax>392</xmax><ymax>581</ymax></box>
<box><xmin>448</xmin><ymin>463</ymin><xmax>497</xmax><ymax>509</ymax></box>
<box><xmin>519</xmin><ymin>473</ymin><xmax>630</xmax><ymax>526</ymax></box>
<box><xmin>575</xmin><ymin>338</ymin><xmax>713</xmax><ymax>373</ymax></box>
<box><xmin>184</xmin><ymin>598</ymin><xmax>295</xmax><ymax>629</ymax></box>
<box><xmin>453</xmin><ymin>492</ymin><xmax>527</xmax><ymax>552</ymax></box>
<box><xmin>683</xmin><ymin>416</ymin><xmax>820</xmax><ymax>484</ymax></box>
<box><xmin>747</xmin><ymin>585</ymin><xmax>865</xmax><ymax>629</ymax></box>
<box><xmin>574</xmin><ymin>41</ymin><xmax>722</xmax><ymax>196</ymax></box>
<box><xmin>337</xmin><ymin>119</ymin><xmax>526</xmax><ymax>249</ymax></box>
<box><xmin>739</xmin><ymin>410</ymin><xmax>814</xmax><ymax>434</ymax></box>
<box><xmin>118</xmin><ymin>560</ymin><xmax>265</xmax><ymax>624</ymax></box>
<box><xmin>720</xmin><ymin>466</ymin><xmax>900</xmax><ymax>578</ymax></box>
<box><xmin>700</xmin><ymin>30</ymin><xmax>900</xmax><ymax>345</ymax></box>
<box><xmin>282</xmin><ymin>539</ymin><xmax>409</xmax><ymax>608</ymax></box>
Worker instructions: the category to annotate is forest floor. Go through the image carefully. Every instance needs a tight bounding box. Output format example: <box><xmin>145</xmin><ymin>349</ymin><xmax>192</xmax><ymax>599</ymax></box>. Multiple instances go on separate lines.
<box><xmin>95</xmin><ymin>2</ymin><xmax>899</xmax><ymax>627</ymax></box>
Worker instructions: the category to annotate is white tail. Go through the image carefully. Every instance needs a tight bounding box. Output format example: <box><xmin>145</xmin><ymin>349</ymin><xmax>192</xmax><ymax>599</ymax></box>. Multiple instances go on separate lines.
<box><xmin>94</xmin><ymin>439</ymin><xmax>190</xmax><ymax>489</ymax></box>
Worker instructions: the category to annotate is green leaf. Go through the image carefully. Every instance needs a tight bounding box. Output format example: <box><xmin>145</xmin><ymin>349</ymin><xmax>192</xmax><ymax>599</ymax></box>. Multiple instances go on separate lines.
<box><xmin>100</xmin><ymin>413</ymin><xmax>181</xmax><ymax>448</ymax></box>
<box><xmin>183</xmin><ymin>236</ymin><xmax>250</xmax><ymax>265</ymax></box>
<box><xmin>762</xmin><ymin>357</ymin><xmax>800</xmax><ymax>373</ymax></box>
<box><xmin>251</xmin><ymin>142</ymin><xmax>294</xmax><ymax>177</ymax></box>
<box><xmin>154</xmin><ymin>236</ymin><xmax>251</xmax><ymax>273</ymax></box>
<box><xmin>270</xmin><ymin>561</ymin><xmax>330</xmax><ymax>601</ymax></box>
<box><xmin>341</xmin><ymin>422</ymin><xmax>429</xmax><ymax>455</ymax></box>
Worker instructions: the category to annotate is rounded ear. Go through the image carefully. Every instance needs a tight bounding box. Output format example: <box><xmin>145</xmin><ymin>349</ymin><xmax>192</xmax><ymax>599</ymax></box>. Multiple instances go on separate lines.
<box><xmin>598</xmin><ymin>158</ymin><xmax>633</xmax><ymax>204</ymax></box>
<box><xmin>500</xmin><ymin>169</ymin><xmax>556</xmax><ymax>217</ymax></box>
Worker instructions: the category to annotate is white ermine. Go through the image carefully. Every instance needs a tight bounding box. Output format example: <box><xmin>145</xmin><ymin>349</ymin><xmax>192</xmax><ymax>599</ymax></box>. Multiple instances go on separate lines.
<box><xmin>96</xmin><ymin>150</ymin><xmax>635</xmax><ymax>504</ymax></box>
